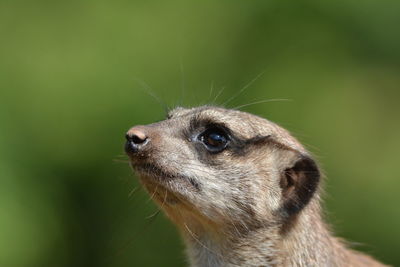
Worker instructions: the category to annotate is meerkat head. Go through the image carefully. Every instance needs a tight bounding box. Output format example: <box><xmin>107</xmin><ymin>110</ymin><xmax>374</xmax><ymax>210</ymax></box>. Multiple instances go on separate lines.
<box><xmin>125</xmin><ymin>106</ymin><xmax>320</xmax><ymax>234</ymax></box>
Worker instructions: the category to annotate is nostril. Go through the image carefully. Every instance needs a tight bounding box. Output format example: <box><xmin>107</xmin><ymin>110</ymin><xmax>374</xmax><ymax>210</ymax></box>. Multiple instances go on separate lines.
<box><xmin>125</xmin><ymin>127</ymin><xmax>148</xmax><ymax>145</ymax></box>
<box><xmin>125</xmin><ymin>127</ymin><xmax>149</xmax><ymax>154</ymax></box>
<box><xmin>126</xmin><ymin>133</ymin><xmax>147</xmax><ymax>143</ymax></box>
<box><xmin>131</xmin><ymin>134</ymin><xmax>147</xmax><ymax>144</ymax></box>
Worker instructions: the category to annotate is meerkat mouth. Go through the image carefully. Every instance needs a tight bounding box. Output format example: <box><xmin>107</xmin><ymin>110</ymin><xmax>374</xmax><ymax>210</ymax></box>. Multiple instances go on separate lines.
<box><xmin>132</xmin><ymin>163</ymin><xmax>201</xmax><ymax>192</ymax></box>
<box><xmin>131</xmin><ymin>163</ymin><xmax>200</xmax><ymax>206</ymax></box>
<box><xmin>133</xmin><ymin>163</ymin><xmax>177</xmax><ymax>181</ymax></box>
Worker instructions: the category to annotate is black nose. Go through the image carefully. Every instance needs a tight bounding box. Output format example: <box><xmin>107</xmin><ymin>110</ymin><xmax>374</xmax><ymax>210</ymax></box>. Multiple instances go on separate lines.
<box><xmin>125</xmin><ymin>127</ymin><xmax>148</xmax><ymax>154</ymax></box>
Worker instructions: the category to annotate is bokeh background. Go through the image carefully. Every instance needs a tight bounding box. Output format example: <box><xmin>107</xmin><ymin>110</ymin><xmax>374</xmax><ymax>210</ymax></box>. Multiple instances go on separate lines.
<box><xmin>1</xmin><ymin>1</ymin><xmax>399</xmax><ymax>266</ymax></box>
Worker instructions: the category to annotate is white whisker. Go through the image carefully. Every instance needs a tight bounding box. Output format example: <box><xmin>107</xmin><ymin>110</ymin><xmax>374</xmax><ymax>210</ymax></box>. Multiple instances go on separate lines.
<box><xmin>233</xmin><ymin>98</ymin><xmax>291</xmax><ymax>110</ymax></box>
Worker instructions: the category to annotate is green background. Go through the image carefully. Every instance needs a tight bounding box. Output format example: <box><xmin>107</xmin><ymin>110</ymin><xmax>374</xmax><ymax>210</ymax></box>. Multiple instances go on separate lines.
<box><xmin>1</xmin><ymin>1</ymin><xmax>399</xmax><ymax>266</ymax></box>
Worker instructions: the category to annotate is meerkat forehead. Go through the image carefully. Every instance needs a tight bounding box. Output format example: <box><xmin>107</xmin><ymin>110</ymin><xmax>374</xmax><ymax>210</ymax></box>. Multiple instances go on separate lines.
<box><xmin>167</xmin><ymin>106</ymin><xmax>305</xmax><ymax>152</ymax></box>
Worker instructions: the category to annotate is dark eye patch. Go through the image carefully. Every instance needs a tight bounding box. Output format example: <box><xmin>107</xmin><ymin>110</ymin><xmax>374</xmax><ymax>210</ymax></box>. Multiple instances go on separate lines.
<box><xmin>186</xmin><ymin>115</ymin><xmax>271</xmax><ymax>159</ymax></box>
<box><xmin>198</xmin><ymin>127</ymin><xmax>230</xmax><ymax>153</ymax></box>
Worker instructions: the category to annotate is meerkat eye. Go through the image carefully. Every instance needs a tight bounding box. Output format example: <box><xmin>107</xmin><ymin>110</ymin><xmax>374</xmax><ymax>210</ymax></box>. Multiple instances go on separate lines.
<box><xmin>199</xmin><ymin>127</ymin><xmax>229</xmax><ymax>153</ymax></box>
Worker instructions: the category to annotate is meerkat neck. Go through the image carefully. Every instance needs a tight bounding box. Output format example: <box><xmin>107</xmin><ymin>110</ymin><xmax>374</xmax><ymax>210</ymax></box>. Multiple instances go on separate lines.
<box><xmin>280</xmin><ymin>200</ymin><xmax>349</xmax><ymax>266</ymax></box>
<box><xmin>183</xmin><ymin>224</ymin><xmax>280</xmax><ymax>267</ymax></box>
<box><xmin>182</xmin><ymin>200</ymin><xmax>348</xmax><ymax>267</ymax></box>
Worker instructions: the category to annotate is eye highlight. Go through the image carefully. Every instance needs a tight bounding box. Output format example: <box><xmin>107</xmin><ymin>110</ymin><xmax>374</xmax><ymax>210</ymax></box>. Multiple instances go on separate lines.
<box><xmin>199</xmin><ymin>127</ymin><xmax>230</xmax><ymax>153</ymax></box>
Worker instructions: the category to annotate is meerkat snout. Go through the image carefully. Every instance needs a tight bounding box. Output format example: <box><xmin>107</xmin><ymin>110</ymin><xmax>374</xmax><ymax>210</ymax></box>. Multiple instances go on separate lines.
<box><xmin>125</xmin><ymin>105</ymin><xmax>388</xmax><ymax>267</ymax></box>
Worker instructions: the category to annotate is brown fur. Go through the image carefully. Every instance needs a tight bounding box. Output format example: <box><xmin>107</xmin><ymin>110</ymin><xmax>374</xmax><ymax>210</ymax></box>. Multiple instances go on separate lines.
<box><xmin>125</xmin><ymin>106</ymin><xmax>388</xmax><ymax>267</ymax></box>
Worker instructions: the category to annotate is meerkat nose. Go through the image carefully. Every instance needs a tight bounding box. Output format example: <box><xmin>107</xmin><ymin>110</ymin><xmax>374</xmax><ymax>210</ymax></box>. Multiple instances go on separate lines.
<box><xmin>125</xmin><ymin>126</ymin><xmax>149</xmax><ymax>154</ymax></box>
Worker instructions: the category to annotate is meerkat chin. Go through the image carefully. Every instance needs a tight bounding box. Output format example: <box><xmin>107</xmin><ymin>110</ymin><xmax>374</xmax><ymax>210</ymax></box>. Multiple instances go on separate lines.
<box><xmin>125</xmin><ymin>105</ymin><xmax>388</xmax><ymax>267</ymax></box>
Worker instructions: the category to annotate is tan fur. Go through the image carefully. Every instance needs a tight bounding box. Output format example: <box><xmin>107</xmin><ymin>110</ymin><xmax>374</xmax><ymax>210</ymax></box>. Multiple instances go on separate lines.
<box><xmin>125</xmin><ymin>106</ymin><xmax>389</xmax><ymax>267</ymax></box>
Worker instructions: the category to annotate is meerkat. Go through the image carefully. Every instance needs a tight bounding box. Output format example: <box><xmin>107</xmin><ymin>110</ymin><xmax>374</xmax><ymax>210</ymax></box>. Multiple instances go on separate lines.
<box><xmin>125</xmin><ymin>106</ymin><xmax>388</xmax><ymax>267</ymax></box>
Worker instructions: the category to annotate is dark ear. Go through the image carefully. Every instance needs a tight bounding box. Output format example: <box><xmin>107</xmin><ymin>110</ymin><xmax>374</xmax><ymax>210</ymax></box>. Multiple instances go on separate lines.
<box><xmin>280</xmin><ymin>155</ymin><xmax>320</xmax><ymax>217</ymax></box>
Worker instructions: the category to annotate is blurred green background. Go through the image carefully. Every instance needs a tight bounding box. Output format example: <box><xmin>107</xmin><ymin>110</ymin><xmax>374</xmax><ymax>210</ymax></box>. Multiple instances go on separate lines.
<box><xmin>1</xmin><ymin>1</ymin><xmax>399</xmax><ymax>266</ymax></box>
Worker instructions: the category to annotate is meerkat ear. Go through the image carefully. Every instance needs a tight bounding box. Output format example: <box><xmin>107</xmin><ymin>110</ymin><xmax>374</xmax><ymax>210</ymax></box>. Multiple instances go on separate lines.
<box><xmin>280</xmin><ymin>155</ymin><xmax>320</xmax><ymax>217</ymax></box>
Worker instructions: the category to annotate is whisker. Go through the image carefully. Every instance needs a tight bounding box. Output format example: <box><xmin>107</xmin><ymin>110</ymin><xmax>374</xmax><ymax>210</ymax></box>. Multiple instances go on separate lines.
<box><xmin>145</xmin><ymin>209</ymin><xmax>161</xmax><ymax>220</ymax></box>
<box><xmin>146</xmin><ymin>184</ymin><xmax>159</xmax><ymax>203</ymax></box>
<box><xmin>113</xmin><ymin>159</ymin><xmax>130</xmax><ymax>163</ymax></box>
<box><xmin>160</xmin><ymin>189</ymin><xmax>168</xmax><ymax>209</ymax></box>
<box><xmin>223</xmin><ymin>71</ymin><xmax>266</xmax><ymax>107</ymax></box>
<box><xmin>233</xmin><ymin>98</ymin><xmax>292</xmax><ymax>110</ymax></box>
<box><xmin>132</xmin><ymin>76</ymin><xmax>169</xmax><ymax>113</ymax></box>
<box><xmin>208</xmin><ymin>80</ymin><xmax>214</xmax><ymax>103</ymax></box>
<box><xmin>180</xmin><ymin>59</ymin><xmax>186</xmax><ymax>107</ymax></box>
<box><xmin>213</xmin><ymin>86</ymin><xmax>226</xmax><ymax>104</ymax></box>
<box><xmin>128</xmin><ymin>186</ymin><xmax>139</xmax><ymax>198</ymax></box>
<box><xmin>115</xmin><ymin>154</ymin><xmax>128</xmax><ymax>158</ymax></box>
<box><xmin>183</xmin><ymin>222</ymin><xmax>223</xmax><ymax>259</ymax></box>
